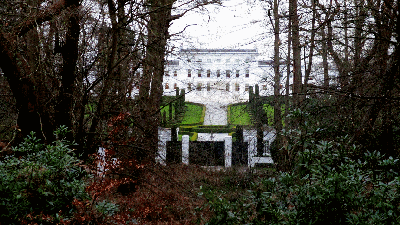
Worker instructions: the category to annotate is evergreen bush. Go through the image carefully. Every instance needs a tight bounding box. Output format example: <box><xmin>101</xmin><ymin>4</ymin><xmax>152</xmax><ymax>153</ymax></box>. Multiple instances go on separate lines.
<box><xmin>0</xmin><ymin>126</ymin><xmax>89</xmax><ymax>224</ymax></box>
<box><xmin>203</xmin><ymin>111</ymin><xmax>400</xmax><ymax>224</ymax></box>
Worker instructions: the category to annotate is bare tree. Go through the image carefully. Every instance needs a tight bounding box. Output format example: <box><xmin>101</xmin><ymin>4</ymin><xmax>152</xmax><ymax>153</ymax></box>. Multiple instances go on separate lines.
<box><xmin>0</xmin><ymin>0</ymin><xmax>220</xmax><ymax>163</ymax></box>
<box><xmin>289</xmin><ymin>0</ymin><xmax>302</xmax><ymax>107</ymax></box>
<box><xmin>0</xmin><ymin>0</ymin><xmax>80</xmax><ymax>143</ymax></box>
<box><xmin>272</xmin><ymin>0</ymin><xmax>282</xmax><ymax>141</ymax></box>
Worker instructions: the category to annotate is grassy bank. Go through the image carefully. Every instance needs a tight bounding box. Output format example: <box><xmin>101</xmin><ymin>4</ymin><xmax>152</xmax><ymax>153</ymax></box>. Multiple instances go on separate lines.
<box><xmin>228</xmin><ymin>103</ymin><xmax>251</xmax><ymax>125</ymax></box>
<box><xmin>181</xmin><ymin>103</ymin><xmax>205</xmax><ymax>125</ymax></box>
<box><xmin>263</xmin><ymin>104</ymin><xmax>286</xmax><ymax>126</ymax></box>
<box><xmin>161</xmin><ymin>102</ymin><xmax>205</xmax><ymax>126</ymax></box>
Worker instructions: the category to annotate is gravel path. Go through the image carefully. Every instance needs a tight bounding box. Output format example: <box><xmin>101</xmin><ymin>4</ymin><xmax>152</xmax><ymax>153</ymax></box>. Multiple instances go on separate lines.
<box><xmin>203</xmin><ymin>102</ymin><xmax>228</xmax><ymax>125</ymax></box>
<box><xmin>182</xmin><ymin>90</ymin><xmax>248</xmax><ymax>141</ymax></box>
<box><xmin>183</xmin><ymin>90</ymin><xmax>245</xmax><ymax>126</ymax></box>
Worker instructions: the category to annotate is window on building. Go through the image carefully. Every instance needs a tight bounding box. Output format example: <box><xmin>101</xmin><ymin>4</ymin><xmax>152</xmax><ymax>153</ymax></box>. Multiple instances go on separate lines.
<box><xmin>198</xmin><ymin>70</ymin><xmax>202</xmax><ymax>77</ymax></box>
<box><xmin>216</xmin><ymin>59</ymin><xmax>221</xmax><ymax>62</ymax></box>
<box><xmin>165</xmin><ymin>70</ymin><xmax>169</xmax><ymax>76</ymax></box>
<box><xmin>207</xmin><ymin>82</ymin><xmax>211</xmax><ymax>91</ymax></box>
<box><xmin>165</xmin><ymin>83</ymin><xmax>169</xmax><ymax>89</ymax></box>
<box><xmin>226</xmin><ymin>83</ymin><xmax>230</xmax><ymax>91</ymax></box>
<box><xmin>226</xmin><ymin>59</ymin><xmax>230</xmax><ymax>63</ymax></box>
<box><xmin>235</xmin><ymin>83</ymin><xmax>240</xmax><ymax>91</ymax></box>
<box><xmin>263</xmin><ymin>85</ymin><xmax>268</xmax><ymax>90</ymax></box>
<box><xmin>196</xmin><ymin>58</ymin><xmax>202</xmax><ymax>62</ymax></box>
<box><xmin>188</xmin><ymin>83</ymin><xmax>192</xmax><ymax>91</ymax></box>
<box><xmin>174</xmin><ymin>83</ymin><xmax>178</xmax><ymax>89</ymax></box>
<box><xmin>236</xmin><ymin>70</ymin><xmax>239</xmax><ymax>77</ymax></box>
<box><xmin>245</xmin><ymin>69</ymin><xmax>249</xmax><ymax>78</ymax></box>
<box><xmin>196</xmin><ymin>83</ymin><xmax>202</xmax><ymax>91</ymax></box>
<box><xmin>207</xmin><ymin>69</ymin><xmax>211</xmax><ymax>77</ymax></box>
<box><xmin>188</xmin><ymin>69</ymin><xmax>191</xmax><ymax>77</ymax></box>
<box><xmin>245</xmin><ymin>84</ymin><xmax>249</xmax><ymax>91</ymax></box>
<box><xmin>216</xmin><ymin>70</ymin><xmax>221</xmax><ymax>77</ymax></box>
<box><xmin>173</xmin><ymin>70</ymin><xmax>177</xmax><ymax>76</ymax></box>
<box><xmin>207</xmin><ymin>59</ymin><xmax>212</xmax><ymax>63</ymax></box>
<box><xmin>226</xmin><ymin>70</ymin><xmax>231</xmax><ymax>78</ymax></box>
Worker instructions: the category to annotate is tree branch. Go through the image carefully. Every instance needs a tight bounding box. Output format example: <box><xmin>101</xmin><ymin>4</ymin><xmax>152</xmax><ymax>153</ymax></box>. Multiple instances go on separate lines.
<box><xmin>13</xmin><ymin>0</ymin><xmax>67</xmax><ymax>37</ymax></box>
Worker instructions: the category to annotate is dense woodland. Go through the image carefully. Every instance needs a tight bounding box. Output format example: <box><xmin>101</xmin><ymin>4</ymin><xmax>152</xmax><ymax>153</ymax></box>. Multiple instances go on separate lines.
<box><xmin>0</xmin><ymin>0</ymin><xmax>218</xmax><ymax>162</ymax></box>
<box><xmin>0</xmin><ymin>0</ymin><xmax>400</xmax><ymax>224</ymax></box>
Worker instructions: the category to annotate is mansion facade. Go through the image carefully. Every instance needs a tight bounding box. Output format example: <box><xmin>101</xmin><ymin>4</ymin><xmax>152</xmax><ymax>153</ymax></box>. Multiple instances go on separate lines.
<box><xmin>162</xmin><ymin>48</ymin><xmax>338</xmax><ymax>103</ymax></box>
<box><xmin>163</xmin><ymin>49</ymin><xmax>275</xmax><ymax>102</ymax></box>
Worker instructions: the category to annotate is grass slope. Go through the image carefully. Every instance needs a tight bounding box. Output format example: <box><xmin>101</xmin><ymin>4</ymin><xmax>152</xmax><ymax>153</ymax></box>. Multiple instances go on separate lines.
<box><xmin>181</xmin><ymin>103</ymin><xmax>204</xmax><ymax>125</ymax></box>
<box><xmin>263</xmin><ymin>104</ymin><xmax>286</xmax><ymax>126</ymax></box>
<box><xmin>228</xmin><ymin>104</ymin><xmax>251</xmax><ymax>125</ymax></box>
<box><xmin>161</xmin><ymin>102</ymin><xmax>205</xmax><ymax>125</ymax></box>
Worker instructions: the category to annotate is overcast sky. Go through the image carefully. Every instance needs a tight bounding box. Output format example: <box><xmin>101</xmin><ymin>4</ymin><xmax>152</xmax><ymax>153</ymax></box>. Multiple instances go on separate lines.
<box><xmin>169</xmin><ymin>0</ymin><xmax>271</xmax><ymax>57</ymax></box>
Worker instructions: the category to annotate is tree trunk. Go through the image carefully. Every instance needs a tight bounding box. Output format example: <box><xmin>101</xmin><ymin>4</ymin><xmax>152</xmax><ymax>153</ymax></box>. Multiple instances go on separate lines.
<box><xmin>289</xmin><ymin>0</ymin><xmax>302</xmax><ymax>107</ymax></box>
<box><xmin>273</xmin><ymin>0</ymin><xmax>282</xmax><ymax>142</ymax></box>
<box><xmin>285</xmin><ymin>10</ymin><xmax>291</xmax><ymax>128</ymax></box>
<box><xmin>0</xmin><ymin>0</ymin><xmax>71</xmax><ymax>144</ymax></box>
<box><xmin>320</xmin><ymin>23</ymin><xmax>329</xmax><ymax>90</ymax></box>
<box><xmin>303</xmin><ymin>0</ymin><xmax>317</xmax><ymax>95</ymax></box>
<box><xmin>137</xmin><ymin>0</ymin><xmax>174</xmax><ymax>164</ymax></box>
<box><xmin>55</xmin><ymin>0</ymin><xmax>81</xmax><ymax>141</ymax></box>
<box><xmin>0</xmin><ymin>32</ymin><xmax>50</xmax><ymax>143</ymax></box>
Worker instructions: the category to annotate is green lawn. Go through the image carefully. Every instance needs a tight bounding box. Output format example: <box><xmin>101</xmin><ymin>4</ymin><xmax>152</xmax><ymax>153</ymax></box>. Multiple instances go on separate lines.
<box><xmin>181</xmin><ymin>103</ymin><xmax>204</xmax><ymax>125</ymax></box>
<box><xmin>263</xmin><ymin>104</ymin><xmax>286</xmax><ymax>126</ymax></box>
<box><xmin>263</xmin><ymin>104</ymin><xmax>274</xmax><ymax>126</ymax></box>
<box><xmin>228</xmin><ymin>104</ymin><xmax>251</xmax><ymax>125</ymax></box>
<box><xmin>161</xmin><ymin>102</ymin><xmax>204</xmax><ymax>125</ymax></box>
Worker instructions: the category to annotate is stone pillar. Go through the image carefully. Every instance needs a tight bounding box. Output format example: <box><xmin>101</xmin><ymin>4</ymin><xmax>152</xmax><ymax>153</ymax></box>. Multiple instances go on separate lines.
<box><xmin>157</xmin><ymin>128</ymin><xmax>171</xmax><ymax>166</ymax></box>
<box><xmin>182</xmin><ymin>135</ymin><xmax>189</xmax><ymax>165</ymax></box>
<box><xmin>248</xmin><ymin>135</ymin><xmax>256</xmax><ymax>167</ymax></box>
<box><xmin>97</xmin><ymin>147</ymin><xmax>106</xmax><ymax>176</ymax></box>
<box><xmin>224</xmin><ymin>136</ymin><xmax>232</xmax><ymax>167</ymax></box>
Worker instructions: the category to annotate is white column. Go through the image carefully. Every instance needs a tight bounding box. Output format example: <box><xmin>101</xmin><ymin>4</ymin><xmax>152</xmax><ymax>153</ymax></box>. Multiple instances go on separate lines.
<box><xmin>97</xmin><ymin>147</ymin><xmax>106</xmax><ymax>176</ymax></box>
<box><xmin>224</xmin><ymin>136</ymin><xmax>232</xmax><ymax>167</ymax></box>
<box><xmin>248</xmin><ymin>136</ymin><xmax>256</xmax><ymax>167</ymax></box>
<box><xmin>182</xmin><ymin>135</ymin><xmax>189</xmax><ymax>165</ymax></box>
<box><xmin>157</xmin><ymin>128</ymin><xmax>171</xmax><ymax>166</ymax></box>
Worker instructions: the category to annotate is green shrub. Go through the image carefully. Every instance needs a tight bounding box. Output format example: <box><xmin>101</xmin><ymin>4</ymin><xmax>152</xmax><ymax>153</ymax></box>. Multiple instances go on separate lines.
<box><xmin>190</xmin><ymin>132</ymin><xmax>198</xmax><ymax>141</ymax></box>
<box><xmin>160</xmin><ymin>104</ymin><xmax>176</xmax><ymax>122</ymax></box>
<box><xmin>180</xmin><ymin>125</ymin><xmax>236</xmax><ymax>133</ymax></box>
<box><xmin>204</xmin><ymin>136</ymin><xmax>400</xmax><ymax>224</ymax></box>
<box><xmin>199</xmin><ymin>186</ymin><xmax>253</xmax><ymax>225</ymax></box>
<box><xmin>95</xmin><ymin>200</ymin><xmax>119</xmax><ymax>217</ymax></box>
<box><xmin>261</xmin><ymin>144</ymin><xmax>399</xmax><ymax>224</ymax></box>
<box><xmin>0</xmin><ymin>126</ymin><xmax>89</xmax><ymax>224</ymax></box>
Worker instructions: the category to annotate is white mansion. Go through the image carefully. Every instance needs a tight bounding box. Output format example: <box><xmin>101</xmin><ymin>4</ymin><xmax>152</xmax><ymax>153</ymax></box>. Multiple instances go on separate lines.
<box><xmin>162</xmin><ymin>48</ymin><xmax>337</xmax><ymax>103</ymax></box>
<box><xmin>163</xmin><ymin>49</ymin><xmax>275</xmax><ymax>103</ymax></box>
